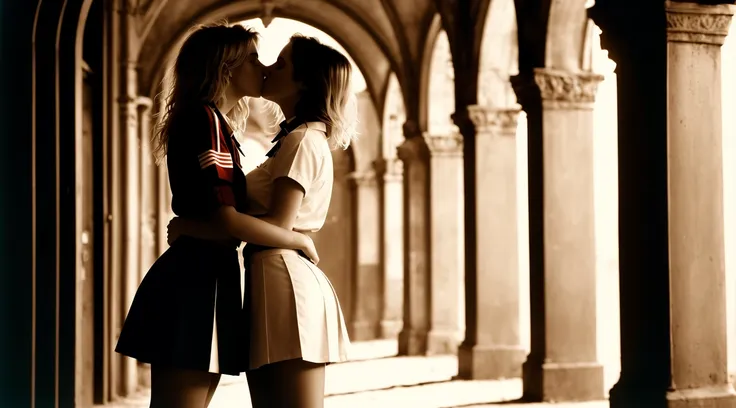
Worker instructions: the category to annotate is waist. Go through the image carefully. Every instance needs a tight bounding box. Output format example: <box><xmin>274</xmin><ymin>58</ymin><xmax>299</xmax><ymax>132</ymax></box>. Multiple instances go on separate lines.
<box><xmin>174</xmin><ymin>235</ymin><xmax>240</xmax><ymax>251</ymax></box>
<box><xmin>248</xmin><ymin>248</ymin><xmax>299</xmax><ymax>261</ymax></box>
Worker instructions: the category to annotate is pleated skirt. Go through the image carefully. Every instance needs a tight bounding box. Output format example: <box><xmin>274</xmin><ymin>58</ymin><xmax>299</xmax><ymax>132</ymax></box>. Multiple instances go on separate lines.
<box><xmin>245</xmin><ymin>248</ymin><xmax>351</xmax><ymax>370</ymax></box>
<box><xmin>115</xmin><ymin>237</ymin><xmax>245</xmax><ymax>375</ymax></box>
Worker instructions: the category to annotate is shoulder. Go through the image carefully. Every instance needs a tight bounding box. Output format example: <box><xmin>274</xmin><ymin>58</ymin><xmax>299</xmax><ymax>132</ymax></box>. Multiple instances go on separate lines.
<box><xmin>282</xmin><ymin>122</ymin><xmax>328</xmax><ymax>151</ymax></box>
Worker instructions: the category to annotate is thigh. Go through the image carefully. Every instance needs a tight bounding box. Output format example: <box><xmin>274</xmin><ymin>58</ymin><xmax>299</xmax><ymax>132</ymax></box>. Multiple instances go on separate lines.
<box><xmin>250</xmin><ymin>359</ymin><xmax>326</xmax><ymax>408</ymax></box>
<box><xmin>150</xmin><ymin>364</ymin><xmax>221</xmax><ymax>408</ymax></box>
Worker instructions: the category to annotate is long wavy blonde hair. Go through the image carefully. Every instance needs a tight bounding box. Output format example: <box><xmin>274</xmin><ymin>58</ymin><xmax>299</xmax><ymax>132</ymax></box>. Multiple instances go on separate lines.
<box><xmin>289</xmin><ymin>35</ymin><xmax>358</xmax><ymax>150</ymax></box>
<box><xmin>152</xmin><ymin>23</ymin><xmax>259</xmax><ymax>162</ymax></box>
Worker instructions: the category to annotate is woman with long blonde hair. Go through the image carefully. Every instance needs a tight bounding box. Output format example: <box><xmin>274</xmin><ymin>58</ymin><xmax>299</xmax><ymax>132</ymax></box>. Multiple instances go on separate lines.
<box><xmin>169</xmin><ymin>35</ymin><xmax>357</xmax><ymax>407</ymax></box>
<box><xmin>115</xmin><ymin>24</ymin><xmax>319</xmax><ymax>408</ymax></box>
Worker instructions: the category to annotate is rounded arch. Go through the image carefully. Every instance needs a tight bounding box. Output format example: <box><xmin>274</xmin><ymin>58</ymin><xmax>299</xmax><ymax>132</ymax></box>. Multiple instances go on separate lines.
<box><xmin>426</xmin><ymin>29</ymin><xmax>456</xmax><ymax>136</ymax></box>
<box><xmin>477</xmin><ymin>0</ymin><xmax>520</xmax><ymax>107</ymax></box>
<box><xmin>137</xmin><ymin>0</ymin><xmax>404</xmax><ymax>112</ymax></box>
<box><xmin>382</xmin><ymin>73</ymin><xmax>406</xmax><ymax>158</ymax></box>
<box><xmin>417</xmin><ymin>13</ymin><xmax>444</xmax><ymax>132</ymax></box>
<box><xmin>545</xmin><ymin>0</ymin><xmax>590</xmax><ymax>71</ymax></box>
<box><xmin>31</xmin><ymin>0</ymin><xmax>99</xmax><ymax>404</ymax></box>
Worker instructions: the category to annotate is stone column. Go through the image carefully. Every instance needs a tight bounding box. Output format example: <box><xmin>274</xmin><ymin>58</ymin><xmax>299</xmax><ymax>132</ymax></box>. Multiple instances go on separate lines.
<box><xmin>137</xmin><ymin>97</ymin><xmax>154</xmax><ymax>281</ymax></box>
<box><xmin>397</xmin><ymin>121</ymin><xmax>464</xmax><ymax>355</ymax></box>
<box><xmin>374</xmin><ymin>157</ymin><xmax>404</xmax><ymax>339</ymax></box>
<box><xmin>348</xmin><ymin>170</ymin><xmax>382</xmax><ymax>340</ymax></box>
<box><xmin>452</xmin><ymin>106</ymin><xmax>525</xmax><ymax>379</ymax></box>
<box><xmin>396</xmin><ymin>127</ymin><xmax>430</xmax><ymax>355</ymax></box>
<box><xmin>511</xmin><ymin>69</ymin><xmax>604</xmax><ymax>401</ymax></box>
<box><xmin>665</xmin><ymin>3</ymin><xmax>736</xmax><ymax>407</ymax></box>
<box><xmin>424</xmin><ymin>131</ymin><xmax>464</xmax><ymax>354</ymax></box>
<box><xmin>121</xmin><ymin>64</ymin><xmax>140</xmax><ymax>396</ymax></box>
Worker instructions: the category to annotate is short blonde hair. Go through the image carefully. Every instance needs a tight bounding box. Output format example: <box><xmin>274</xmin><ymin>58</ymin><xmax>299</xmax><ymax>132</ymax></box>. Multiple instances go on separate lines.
<box><xmin>152</xmin><ymin>23</ymin><xmax>259</xmax><ymax>162</ymax></box>
<box><xmin>289</xmin><ymin>35</ymin><xmax>358</xmax><ymax>150</ymax></box>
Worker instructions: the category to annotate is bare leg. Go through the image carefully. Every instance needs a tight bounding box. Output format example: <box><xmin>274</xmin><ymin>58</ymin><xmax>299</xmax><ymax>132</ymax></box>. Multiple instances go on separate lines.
<box><xmin>247</xmin><ymin>359</ymin><xmax>326</xmax><ymax>408</ymax></box>
<box><xmin>204</xmin><ymin>374</ymin><xmax>221</xmax><ymax>407</ymax></box>
<box><xmin>150</xmin><ymin>364</ymin><xmax>221</xmax><ymax>408</ymax></box>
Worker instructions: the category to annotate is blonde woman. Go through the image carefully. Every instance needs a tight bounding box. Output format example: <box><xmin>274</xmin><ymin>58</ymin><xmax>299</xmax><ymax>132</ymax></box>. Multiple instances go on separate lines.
<box><xmin>169</xmin><ymin>35</ymin><xmax>356</xmax><ymax>407</ymax></box>
<box><xmin>115</xmin><ymin>24</ymin><xmax>319</xmax><ymax>408</ymax></box>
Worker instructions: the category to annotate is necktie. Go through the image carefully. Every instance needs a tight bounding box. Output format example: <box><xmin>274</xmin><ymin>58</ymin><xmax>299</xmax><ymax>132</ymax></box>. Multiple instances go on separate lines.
<box><xmin>266</xmin><ymin>120</ymin><xmax>294</xmax><ymax>158</ymax></box>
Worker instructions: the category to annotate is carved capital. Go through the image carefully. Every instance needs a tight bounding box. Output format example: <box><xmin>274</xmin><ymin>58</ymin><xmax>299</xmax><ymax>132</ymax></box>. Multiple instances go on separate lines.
<box><xmin>452</xmin><ymin>105</ymin><xmax>520</xmax><ymax>137</ymax></box>
<box><xmin>666</xmin><ymin>1</ymin><xmax>734</xmax><ymax>45</ymax></box>
<box><xmin>423</xmin><ymin>133</ymin><xmax>463</xmax><ymax>157</ymax></box>
<box><xmin>396</xmin><ymin>136</ymin><xmax>429</xmax><ymax>164</ymax></box>
<box><xmin>373</xmin><ymin>158</ymin><xmax>404</xmax><ymax>182</ymax></box>
<box><xmin>513</xmin><ymin>70</ymin><xmax>603</xmax><ymax>110</ymax></box>
<box><xmin>402</xmin><ymin>120</ymin><xmax>423</xmax><ymax>139</ymax></box>
<box><xmin>348</xmin><ymin>171</ymin><xmax>378</xmax><ymax>188</ymax></box>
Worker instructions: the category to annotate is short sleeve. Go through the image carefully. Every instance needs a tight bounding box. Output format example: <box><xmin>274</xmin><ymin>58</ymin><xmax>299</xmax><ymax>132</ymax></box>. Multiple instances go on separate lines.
<box><xmin>269</xmin><ymin>131</ymin><xmax>322</xmax><ymax>194</ymax></box>
<box><xmin>189</xmin><ymin>105</ymin><xmax>236</xmax><ymax>207</ymax></box>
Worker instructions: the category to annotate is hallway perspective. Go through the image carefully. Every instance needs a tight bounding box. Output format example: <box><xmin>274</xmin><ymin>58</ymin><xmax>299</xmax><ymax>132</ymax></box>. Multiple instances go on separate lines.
<box><xmin>99</xmin><ymin>341</ymin><xmax>609</xmax><ymax>408</ymax></box>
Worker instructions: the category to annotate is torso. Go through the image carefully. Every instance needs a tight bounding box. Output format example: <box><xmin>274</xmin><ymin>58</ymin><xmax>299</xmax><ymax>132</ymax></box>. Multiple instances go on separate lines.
<box><xmin>167</xmin><ymin>104</ymin><xmax>248</xmax><ymax>219</ymax></box>
<box><xmin>245</xmin><ymin>122</ymin><xmax>333</xmax><ymax>232</ymax></box>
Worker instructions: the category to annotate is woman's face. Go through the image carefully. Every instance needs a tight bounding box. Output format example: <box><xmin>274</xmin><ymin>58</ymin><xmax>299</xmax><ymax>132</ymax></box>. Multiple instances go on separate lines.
<box><xmin>261</xmin><ymin>43</ymin><xmax>301</xmax><ymax>103</ymax></box>
<box><xmin>230</xmin><ymin>41</ymin><xmax>264</xmax><ymax>98</ymax></box>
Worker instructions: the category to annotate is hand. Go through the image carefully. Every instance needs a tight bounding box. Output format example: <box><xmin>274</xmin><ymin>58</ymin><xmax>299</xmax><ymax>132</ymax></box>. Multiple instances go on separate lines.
<box><xmin>298</xmin><ymin>233</ymin><xmax>320</xmax><ymax>265</ymax></box>
<box><xmin>167</xmin><ymin>217</ymin><xmax>184</xmax><ymax>246</ymax></box>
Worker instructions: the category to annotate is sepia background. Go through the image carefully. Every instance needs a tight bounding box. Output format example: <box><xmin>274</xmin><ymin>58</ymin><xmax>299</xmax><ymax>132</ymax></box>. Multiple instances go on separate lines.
<box><xmin>4</xmin><ymin>0</ymin><xmax>736</xmax><ymax>407</ymax></box>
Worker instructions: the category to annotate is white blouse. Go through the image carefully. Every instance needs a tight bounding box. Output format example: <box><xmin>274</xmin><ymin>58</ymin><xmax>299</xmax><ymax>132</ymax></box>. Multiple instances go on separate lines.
<box><xmin>245</xmin><ymin>121</ymin><xmax>333</xmax><ymax>232</ymax></box>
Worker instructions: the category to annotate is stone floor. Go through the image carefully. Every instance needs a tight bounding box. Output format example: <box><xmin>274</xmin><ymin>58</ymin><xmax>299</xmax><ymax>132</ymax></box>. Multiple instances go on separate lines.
<box><xmin>100</xmin><ymin>340</ymin><xmax>610</xmax><ymax>408</ymax></box>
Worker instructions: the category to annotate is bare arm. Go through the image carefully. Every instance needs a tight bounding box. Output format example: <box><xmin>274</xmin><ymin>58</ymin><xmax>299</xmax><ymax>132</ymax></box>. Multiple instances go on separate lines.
<box><xmin>166</xmin><ymin>206</ymin><xmax>310</xmax><ymax>251</ymax></box>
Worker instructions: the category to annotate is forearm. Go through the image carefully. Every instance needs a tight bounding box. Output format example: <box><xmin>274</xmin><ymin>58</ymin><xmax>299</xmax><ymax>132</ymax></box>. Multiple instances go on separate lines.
<box><xmin>216</xmin><ymin>206</ymin><xmax>303</xmax><ymax>249</ymax></box>
<box><xmin>179</xmin><ymin>218</ymin><xmax>232</xmax><ymax>240</ymax></box>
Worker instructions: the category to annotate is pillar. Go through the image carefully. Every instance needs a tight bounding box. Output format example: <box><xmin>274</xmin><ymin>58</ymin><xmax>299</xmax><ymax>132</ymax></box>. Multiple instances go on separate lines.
<box><xmin>397</xmin><ymin>121</ymin><xmax>464</xmax><ymax>355</ymax></box>
<box><xmin>349</xmin><ymin>170</ymin><xmax>383</xmax><ymax>340</ymax></box>
<box><xmin>121</xmin><ymin>64</ymin><xmax>140</xmax><ymax>396</ymax></box>
<box><xmin>374</xmin><ymin>157</ymin><xmax>405</xmax><ymax>339</ymax></box>
<box><xmin>665</xmin><ymin>2</ymin><xmax>736</xmax><ymax>407</ymax></box>
<box><xmin>424</xmin><ymin>131</ymin><xmax>464</xmax><ymax>354</ymax></box>
<box><xmin>137</xmin><ymin>97</ymin><xmax>155</xmax><ymax>280</ymax></box>
<box><xmin>452</xmin><ymin>105</ymin><xmax>526</xmax><ymax>379</ymax></box>
<box><xmin>511</xmin><ymin>69</ymin><xmax>604</xmax><ymax>401</ymax></box>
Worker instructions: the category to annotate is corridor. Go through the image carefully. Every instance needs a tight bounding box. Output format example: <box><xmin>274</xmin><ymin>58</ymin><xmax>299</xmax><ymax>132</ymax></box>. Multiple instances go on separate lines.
<box><xmin>99</xmin><ymin>341</ymin><xmax>608</xmax><ymax>408</ymax></box>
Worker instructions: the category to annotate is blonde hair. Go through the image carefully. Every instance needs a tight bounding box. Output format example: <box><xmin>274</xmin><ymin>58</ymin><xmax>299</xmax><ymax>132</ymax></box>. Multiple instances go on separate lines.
<box><xmin>289</xmin><ymin>35</ymin><xmax>358</xmax><ymax>150</ymax></box>
<box><xmin>152</xmin><ymin>23</ymin><xmax>259</xmax><ymax>162</ymax></box>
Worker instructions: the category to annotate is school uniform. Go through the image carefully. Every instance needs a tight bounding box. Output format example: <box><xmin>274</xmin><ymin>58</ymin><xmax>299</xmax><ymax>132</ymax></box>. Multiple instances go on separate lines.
<box><xmin>115</xmin><ymin>103</ymin><xmax>247</xmax><ymax>375</ymax></box>
<box><xmin>242</xmin><ymin>119</ymin><xmax>351</xmax><ymax>371</ymax></box>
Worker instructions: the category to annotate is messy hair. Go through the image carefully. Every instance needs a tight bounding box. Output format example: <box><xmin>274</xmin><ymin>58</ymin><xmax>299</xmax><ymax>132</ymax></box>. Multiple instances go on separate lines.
<box><xmin>152</xmin><ymin>23</ymin><xmax>259</xmax><ymax>162</ymax></box>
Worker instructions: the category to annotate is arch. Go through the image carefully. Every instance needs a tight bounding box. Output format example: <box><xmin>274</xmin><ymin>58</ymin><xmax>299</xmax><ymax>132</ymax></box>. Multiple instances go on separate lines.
<box><xmin>426</xmin><ymin>30</ymin><xmax>456</xmax><ymax>136</ymax></box>
<box><xmin>417</xmin><ymin>13</ymin><xmax>444</xmax><ymax>131</ymax></box>
<box><xmin>477</xmin><ymin>0</ymin><xmax>520</xmax><ymax>107</ymax></box>
<box><xmin>31</xmin><ymin>0</ymin><xmax>98</xmax><ymax>404</ymax></box>
<box><xmin>381</xmin><ymin>73</ymin><xmax>406</xmax><ymax>158</ymax></box>
<box><xmin>545</xmin><ymin>0</ymin><xmax>590</xmax><ymax>71</ymax></box>
<box><xmin>137</xmin><ymin>0</ymin><xmax>404</xmax><ymax>113</ymax></box>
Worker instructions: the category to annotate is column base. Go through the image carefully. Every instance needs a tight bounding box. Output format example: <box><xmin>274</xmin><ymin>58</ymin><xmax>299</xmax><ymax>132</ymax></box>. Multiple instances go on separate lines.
<box><xmin>522</xmin><ymin>357</ymin><xmax>604</xmax><ymax>402</ymax></box>
<box><xmin>350</xmin><ymin>320</ymin><xmax>379</xmax><ymax>341</ymax></box>
<box><xmin>426</xmin><ymin>329</ymin><xmax>460</xmax><ymax>355</ymax></box>
<box><xmin>457</xmin><ymin>343</ymin><xmax>525</xmax><ymax>380</ymax></box>
<box><xmin>398</xmin><ymin>328</ymin><xmax>460</xmax><ymax>356</ymax></box>
<box><xmin>667</xmin><ymin>385</ymin><xmax>736</xmax><ymax>408</ymax></box>
<box><xmin>380</xmin><ymin>319</ymin><xmax>402</xmax><ymax>339</ymax></box>
<box><xmin>398</xmin><ymin>328</ymin><xmax>427</xmax><ymax>355</ymax></box>
<box><xmin>609</xmin><ymin>377</ymin><xmax>669</xmax><ymax>408</ymax></box>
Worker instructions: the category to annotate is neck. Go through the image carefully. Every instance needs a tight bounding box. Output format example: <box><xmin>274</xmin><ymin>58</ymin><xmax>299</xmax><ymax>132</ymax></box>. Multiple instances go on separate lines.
<box><xmin>218</xmin><ymin>88</ymin><xmax>241</xmax><ymax>115</ymax></box>
<box><xmin>276</xmin><ymin>97</ymin><xmax>298</xmax><ymax>121</ymax></box>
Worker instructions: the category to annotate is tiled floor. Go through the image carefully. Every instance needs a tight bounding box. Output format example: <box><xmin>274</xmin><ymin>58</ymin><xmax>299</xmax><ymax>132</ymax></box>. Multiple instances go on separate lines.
<box><xmin>100</xmin><ymin>340</ymin><xmax>609</xmax><ymax>408</ymax></box>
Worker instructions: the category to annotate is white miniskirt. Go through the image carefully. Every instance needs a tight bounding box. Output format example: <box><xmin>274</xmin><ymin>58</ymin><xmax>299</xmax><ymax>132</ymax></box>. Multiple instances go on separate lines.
<box><xmin>246</xmin><ymin>248</ymin><xmax>351</xmax><ymax>370</ymax></box>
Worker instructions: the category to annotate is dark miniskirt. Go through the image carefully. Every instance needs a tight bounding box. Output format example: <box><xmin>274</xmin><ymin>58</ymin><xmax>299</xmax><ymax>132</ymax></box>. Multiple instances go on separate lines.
<box><xmin>115</xmin><ymin>236</ymin><xmax>245</xmax><ymax>375</ymax></box>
